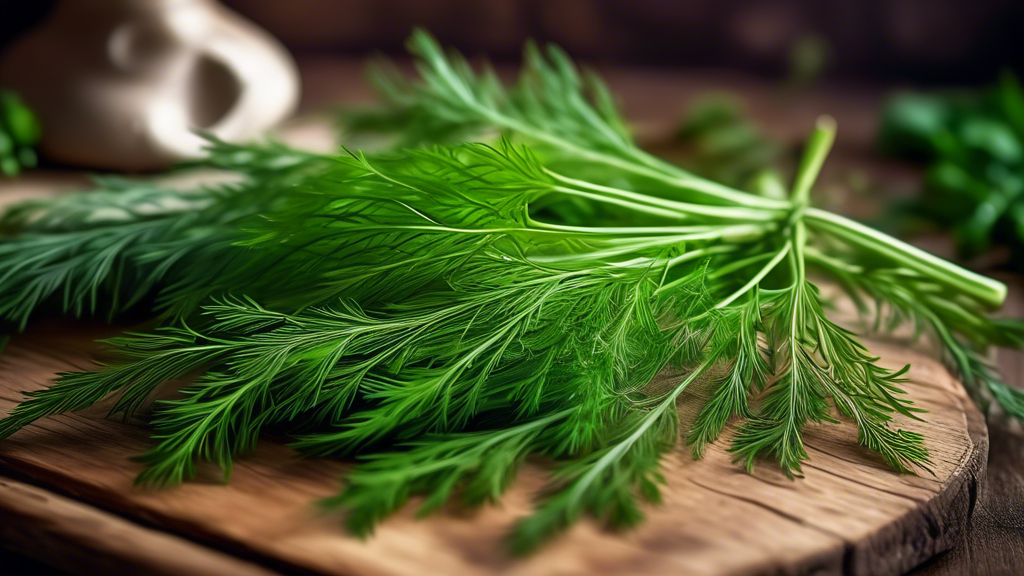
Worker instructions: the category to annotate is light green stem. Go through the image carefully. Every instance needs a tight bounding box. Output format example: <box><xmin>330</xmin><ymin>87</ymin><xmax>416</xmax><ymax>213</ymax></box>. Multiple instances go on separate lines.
<box><xmin>792</xmin><ymin>117</ymin><xmax>836</xmax><ymax>207</ymax></box>
<box><xmin>488</xmin><ymin>111</ymin><xmax>790</xmax><ymax>210</ymax></box>
<box><xmin>715</xmin><ymin>243</ymin><xmax>792</xmax><ymax>309</ymax></box>
<box><xmin>549</xmin><ymin>174</ymin><xmax>783</xmax><ymax>222</ymax></box>
<box><xmin>805</xmin><ymin>209</ymin><xmax>1006</xmax><ymax>308</ymax></box>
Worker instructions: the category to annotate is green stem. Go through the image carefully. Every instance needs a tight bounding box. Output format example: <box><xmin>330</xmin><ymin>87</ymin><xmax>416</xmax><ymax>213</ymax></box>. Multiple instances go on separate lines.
<box><xmin>549</xmin><ymin>174</ymin><xmax>783</xmax><ymax>222</ymax></box>
<box><xmin>444</xmin><ymin>43</ymin><xmax>1008</xmax><ymax>309</ymax></box>
<box><xmin>714</xmin><ymin>243</ymin><xmax>792</xmax><ymax>309</ymax></box>
<box><xmin>921</xmin><ymin>295</ymin><xmax>990</xmax><ymax>332</ymax></box>
<box><xmin>708</xmin><ymin>252</ymin><xmax>775</xmax><ymax>280</ymax></box>
<box><xmin>526</xmin><ymin>219</ymin><xmax>722</xmax><ymax>235</ymax></box>
<box><xmin>791</xmin><ymin>119</ymin><xmax>1005</xmax><ymax>307</ymax></box>
<box><xmin>418</xmin><ymin>30</ymin><xmax>786</xmax><ymax>212</ymax></box>
<box><xmin>531</xmin><ymin>225</ymin><xmax>767</xmax><ymax>265</ymax></box>
<box><xmin>805</xmin><ymin>209</ymin><xmax>1006</xmax><ymax>308</ymax></box>
<box><xmin>791</xmin><ymin>117</ymin><xmax>836</xmax><ymax>206</ymax></box>
<box><xmin>542</xmin><ymin>186</ymin><xmax>690</xmax><ymax>220</ymax></box>
<box><xmin>654</xmin><ymin>245</ymin><xmax>739</xmax><ymax>289</ymax></box>
<box><xmin>484</xmin><ymin>111</ymin><xmax>791</xmax><ymax>210</ymax></box>
<box><xmin>786</xmin><ymin>116</ymin><xmax>838</xmax><ymax>289</ymax></box>
<box><xmin>664</xmin><ymin>244</ymin><xmax>737</xmax><ymax>268</ymax></box>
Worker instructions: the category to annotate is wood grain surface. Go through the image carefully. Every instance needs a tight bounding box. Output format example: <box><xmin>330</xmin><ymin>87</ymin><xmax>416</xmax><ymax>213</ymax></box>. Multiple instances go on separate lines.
<box><xmin>0</xmin><ymin>322</ymin><xmax>986</xmax><ymax>576</ymax></box>
<box><xmin>0</xmin><ymin>473</ymin><xmax>276</xmax><ymax>576</ymax></box>
<box><xmin>910</xmin><ymin>276</ymin><xmax>1024</xmax><ymax>576</ymax></box>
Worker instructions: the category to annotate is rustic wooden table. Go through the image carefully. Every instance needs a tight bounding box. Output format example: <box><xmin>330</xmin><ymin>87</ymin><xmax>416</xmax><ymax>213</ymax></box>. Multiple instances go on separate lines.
<box><xmin>1</xmin><ymin>58</ymin><xmax>1021</xmax><ymax>575</ymax></box>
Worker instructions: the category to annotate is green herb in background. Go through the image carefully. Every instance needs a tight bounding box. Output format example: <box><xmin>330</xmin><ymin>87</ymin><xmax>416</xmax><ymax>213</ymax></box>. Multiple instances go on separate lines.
<box><xmin>878</xmin><ymin>72</ymin><xmax>1024</xmax><ymax>265</ymax></box>
<box><xmin>0</xmin><ymin>90</ymin><xmax>40</xmax><ymax>176</ymax></box>
<box><xmin>675</xmin><ymin>94</ymin><xmax>784</xmax><ymax>193</ymax></box>
<box><xmin>0</xmin><ymin>31</ymin><xmax>1021</xmax><ymax>553</ymax></box>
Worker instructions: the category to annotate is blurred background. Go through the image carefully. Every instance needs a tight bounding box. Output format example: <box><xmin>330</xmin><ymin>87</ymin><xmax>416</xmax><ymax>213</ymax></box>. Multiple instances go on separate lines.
<box><xmin>1</xmin><ymin>0</ymin><xmax>1022</xmax><ymax>85</ymax></box>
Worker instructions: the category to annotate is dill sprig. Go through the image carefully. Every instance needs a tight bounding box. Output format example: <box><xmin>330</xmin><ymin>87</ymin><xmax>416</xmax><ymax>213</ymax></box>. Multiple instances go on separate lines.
<box><xmin>0</xmin><ymin>142</ymin><xmax>331</xmax><ymax>328</ymax></box>
<box><xmin>0</xmin><ymin>31</ymin><xmax>1020</xmax><ymax>553</ymax></box>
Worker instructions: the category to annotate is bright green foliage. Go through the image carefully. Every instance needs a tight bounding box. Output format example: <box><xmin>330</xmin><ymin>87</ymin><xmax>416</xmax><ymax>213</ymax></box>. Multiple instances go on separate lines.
<box><xmin>0</xmin><ymin>142</ymin><xmax>330</xmax><ymax>328</ymax></box>
<box><xmin>323</xmin><ymin>408</ymin><xmax>573</xmax><ymax>538</ymax></box>
<box><xmin>879</xmin><ymin>73</ymin><xmax>1024</xmax><ymax>265</ymax></box>
<box><xmin>0</xmin><ymin>31</ymin><xmax>1021</xmax><ymax>553</ymax></box>
<box><xmin>0</xmin><ymin>90</ymin><xmax>40</xmax><ymax>177</ymax></box>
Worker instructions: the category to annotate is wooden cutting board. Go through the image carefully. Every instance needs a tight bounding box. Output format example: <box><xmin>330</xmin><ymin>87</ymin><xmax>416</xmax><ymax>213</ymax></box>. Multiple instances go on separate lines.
<box><xmin>0</xmin><ymin>323</ymin><xmax>986</xmax><ymax>576</ymax></box>
<box><xmin>0</xmin><ymin>118</ymin><xmax>987</xmax><ymax>575</ymax></box>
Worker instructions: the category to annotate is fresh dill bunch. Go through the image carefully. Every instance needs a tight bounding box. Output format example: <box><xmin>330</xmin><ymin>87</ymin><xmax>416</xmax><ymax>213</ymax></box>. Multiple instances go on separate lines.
<box><xmin>0</xmin><ymin>31</ymin><xmax>1021</xmax><ymax>555</ymax></box>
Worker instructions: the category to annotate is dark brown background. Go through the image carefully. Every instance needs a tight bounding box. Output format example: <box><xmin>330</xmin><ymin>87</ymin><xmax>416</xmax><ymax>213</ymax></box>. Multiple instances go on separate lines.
<box><xmin>1</xmin><ymin>0</ymin><xmax>1023</xmax><ymax>85</ymax></box>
